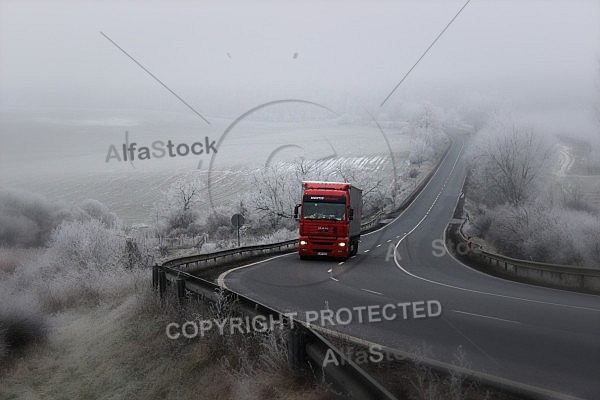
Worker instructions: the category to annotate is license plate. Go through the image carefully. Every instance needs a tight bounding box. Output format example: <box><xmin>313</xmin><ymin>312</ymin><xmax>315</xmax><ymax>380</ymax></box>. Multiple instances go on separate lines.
<box><xmin>317</xmin><ymin>252</ymin><xmax>328</xmax><ymax>256</ymax></box>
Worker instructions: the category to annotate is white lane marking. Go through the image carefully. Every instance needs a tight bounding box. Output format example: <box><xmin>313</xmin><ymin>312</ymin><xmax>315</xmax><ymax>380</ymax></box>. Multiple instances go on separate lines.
<box><xmin>327</xmin><ymin>268</ymin><xmax>332</xmax><ymax>273</ymax></box>
<box><xmin>338</xmin><ymin>262</ymin><xmax>345</xmax><ymax>265</ymax></box>
<box><xmin>440</xmin><ymin>214</ymin><xmax>597</xmax><ymax>299</ymax></box>
<box><xmin>363</xmin><ymin>141</ymin><xmax>456</xmax><ymax>237</ymax></box>
<box><xmin>376</xmin><ymin>244</ymin><xmax>382</xmax><ymax>247</ymax></box>
<box><xmin>450</xmin><ymin>310</ymin><xmax>521</xmax><ymax>324</ymax></box>
<box><xmin>217</xmin><ymin>252</ymin><xmax>294</xmax><ymax>289</ymax></box>
<box><xmin>330</xmin><ymin>277</ymin><xmax>339</xmax><ymax>282</ymax></box>
<box><xmin>391</xmin><ymin>144</ymin><xmax>600</xmax><ymax>313</ymax></box>
<box><xmin>387</xmin><ymin>239</ymin><xmax>392</xmax><ymax>242</ymax></box>
<box><xmin>394</xmin><ymin>231</ymin><xmax>599</xmax><ymax>309</ymax></box>
<box><xmin>216</xmin><ymin>144</ymin><xmax>459</xmax><ymax>291</ymax></box>
<box><xmin>361</xmin><ymin>288</ymin><xmax>384</xmax><ymax>296</ymax></box>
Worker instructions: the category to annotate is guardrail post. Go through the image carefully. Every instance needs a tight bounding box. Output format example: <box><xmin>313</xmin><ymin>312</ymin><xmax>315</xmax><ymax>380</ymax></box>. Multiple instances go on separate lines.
<box><xmin>158</xmin><ymin>268</ymin><xmax>167</xmax><ymax>297</ymax></box>
<box><xmin>288</xmin><ymin>327</ymin><xmax>306</xmax><ymax>371</ymax></box>
<box><xmin>152</xmin><ymin>264</ymin><xmax>159</xmax><ymax>289</ymax></box>
<box><xmin>176</xmin><ymin>275</ymin><xmax>186</xmax><ymax>304</ymax></box>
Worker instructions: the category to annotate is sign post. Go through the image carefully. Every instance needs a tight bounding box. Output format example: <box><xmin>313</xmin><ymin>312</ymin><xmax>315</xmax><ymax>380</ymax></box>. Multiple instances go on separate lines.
<box><xmin>231</xmin><ymin>213</ymin><xmax>245</xmax><ymax>247</ymax></box>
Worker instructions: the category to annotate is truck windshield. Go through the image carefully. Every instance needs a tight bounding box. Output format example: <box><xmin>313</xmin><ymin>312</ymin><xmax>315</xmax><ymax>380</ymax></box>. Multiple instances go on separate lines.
<box><xmin>302</xmin><ymin>201</ymin><xmax>346</xmax><ymax>221</ymax></box>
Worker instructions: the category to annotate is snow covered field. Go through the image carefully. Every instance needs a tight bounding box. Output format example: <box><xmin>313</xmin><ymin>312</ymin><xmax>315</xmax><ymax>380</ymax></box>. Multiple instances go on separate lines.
<box><xmin>1</xmin><ymin>107</ymin><xmax>417</xmax><ymax>225</ymax></box>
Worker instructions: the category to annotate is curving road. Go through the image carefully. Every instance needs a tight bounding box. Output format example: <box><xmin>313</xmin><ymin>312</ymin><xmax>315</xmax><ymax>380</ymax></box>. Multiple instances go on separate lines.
<box><xmin>220</xmin><ymin>135</ymin><xmax>600</xmax><ymax>399</ymax></box>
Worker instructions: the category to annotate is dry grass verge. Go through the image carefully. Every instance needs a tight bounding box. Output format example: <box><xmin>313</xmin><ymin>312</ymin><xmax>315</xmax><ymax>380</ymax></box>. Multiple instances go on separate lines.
<box><xmin>0</xmin><ymin>269</ymin><xmax>334</xmax><ymax>400</ymax></box>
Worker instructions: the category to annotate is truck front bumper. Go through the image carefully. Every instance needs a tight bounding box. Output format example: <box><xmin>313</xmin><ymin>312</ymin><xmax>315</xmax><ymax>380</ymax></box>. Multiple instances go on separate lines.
<box><xmin>299</xmin><ymin>236</ymin><xmax>349</xmax><ymax>258</ymax></box>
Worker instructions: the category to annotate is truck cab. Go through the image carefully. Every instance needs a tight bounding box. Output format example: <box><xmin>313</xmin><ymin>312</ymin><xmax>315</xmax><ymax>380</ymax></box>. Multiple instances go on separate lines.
<box><xmin>294</xmin><ymin>181</ymin><xmax>362</xmax><ymax>260</ymax></box>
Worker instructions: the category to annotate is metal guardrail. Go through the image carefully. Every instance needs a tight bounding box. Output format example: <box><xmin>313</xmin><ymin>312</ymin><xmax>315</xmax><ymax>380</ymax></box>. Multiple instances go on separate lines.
<box><xmin>164</xmin><ymin>211</ymin><xmax>388</xmax><ymax>271</ymax></box>
<box><xmin>166</xmin><ymin>144</ymin><xmax>452</xmax><ymax>272</ymax></box>
<box><xmin>163</xmin><ymin>140</ymin><xmax>451</xmax><ymax>269</ymax></box>
<box><xmin>152</xmin><ymin>264</ymin><xmax>397</xmax><ymax>400</ymax></box>
<box><xmin>152</xmin><ymin>262</ymin><xmax>582</xmax><ymax>400</ymax></box>
<box><xmin>151</xmin><ymin>143</ymin><xmax>457</xmax><ymax>399</ymax></box>
<box><xmin>162</xmin><ymin>239</ymin><xmax>298</xmax><ymax>269</ymax></box>
<box><xmin>448</xmin><ymin>206</ymin><xmax>600</xmax><ymax>294</ymax></box>
<box><xmin>150</xmin><ymin>147</ymin><xmax>454</xmax><ymax>399</ymax></box>
<box><xmin>152</xmin><ymin>141</ymin><xmax>586</xmax><ymax>400</ymax></box>
<box><xmin>360</xmin><ymin>210</ymin><xmax>385</xmax><ymax>231</ymax></box>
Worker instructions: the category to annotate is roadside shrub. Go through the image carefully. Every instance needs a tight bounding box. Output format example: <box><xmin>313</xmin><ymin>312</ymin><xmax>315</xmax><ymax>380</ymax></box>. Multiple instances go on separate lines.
<box><xmin>204</xmin><ymin>209</ymin><xmax>232</xmax><ymax>237</ymax></box>
<box><xmin>44</xmin><ymin>219</ymin><xmax>126</xmax><ymax>272</ymax></box>
<box><xmin>482</xmin><ymin>201</ymin><xmax>600</xmax><ymax>266</ymax></box>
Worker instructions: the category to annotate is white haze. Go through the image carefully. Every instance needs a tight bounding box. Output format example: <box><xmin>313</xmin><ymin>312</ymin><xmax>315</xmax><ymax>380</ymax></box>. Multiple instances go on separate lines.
<box><xmin>1</xmin><ymin>0</ymin><xmax>599</xmax><ymax>223</ymax></box>
<box><xmin>2</xmin><ymin>0</ymin><xmax>598</xmax><ymax>113</ymax></box>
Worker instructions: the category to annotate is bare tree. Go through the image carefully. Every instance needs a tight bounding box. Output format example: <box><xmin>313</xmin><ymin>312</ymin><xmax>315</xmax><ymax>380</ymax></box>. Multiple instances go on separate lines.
<box><xmin>170</xmin><ymin>176</ymin><xmax>203</xmax><ymax>212</ymax></box>
<box><xmin>410</xmin><ymin>102</ymin><xmax>442</xmax><ymax>146</ymax></box>
<box><xmin>252</xmin><ymin>164</ymin><xmax>300</xmax><ymax>228</ymax></box>
<box><xmin>159</xmin><ymin>175</ymin><xmax>205</xmax><ymax>235</ymax></box>
<box><xmin>472</xmin><ymin>124</ymin><xmax>552</xmax><ymax>207</ymax></box>
<box><xmin>334</xmin><ymin>163</ymin><xmax>386</xmax><ymax>215</ymax></box>
<box><xmin>409</xmin><ymin>137</ymin><xmax>433</xmax><ymax>168</ymax></box>
<box><xmin>292</xmin><ymin>157</ymin><xmax>319</xmax><ymax>182</ymax></box>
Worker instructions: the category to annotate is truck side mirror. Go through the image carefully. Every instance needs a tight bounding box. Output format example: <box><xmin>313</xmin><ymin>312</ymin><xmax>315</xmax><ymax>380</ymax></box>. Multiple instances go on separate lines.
<box><xmin>294</xmin><ymin>204</ymin><xmax>301</xmax><ymax>220</ymax></box>
<box><xmin>349</xmin><ymin>208</ymin><xmax>354</xmax><ymax>221</ymax></box>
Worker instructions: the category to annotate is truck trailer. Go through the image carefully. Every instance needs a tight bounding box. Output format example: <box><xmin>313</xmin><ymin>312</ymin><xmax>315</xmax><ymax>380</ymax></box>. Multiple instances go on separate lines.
<box><xmin>294</xmin><ymin>181</ymin><xmax>362</xmax><ymax>259</ymax></box>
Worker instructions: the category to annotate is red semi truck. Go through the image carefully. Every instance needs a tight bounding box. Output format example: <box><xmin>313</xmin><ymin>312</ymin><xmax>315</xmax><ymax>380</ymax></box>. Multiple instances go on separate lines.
<box><xmin>294</xmin><ymin>181</ymin><xmax>362</xmax><ymax>259</ymax></box>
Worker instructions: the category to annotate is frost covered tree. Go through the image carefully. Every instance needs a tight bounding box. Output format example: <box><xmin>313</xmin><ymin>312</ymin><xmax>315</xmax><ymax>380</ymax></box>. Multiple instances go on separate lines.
<box><xmin>333</xmin><ymin>163</ymin><xmax>387</xmax><ymax>215</ymax></box>
<box><xmin>252</xmin><ymin>163</ymin><xmax>301</xmax><ymax>228</ymax></box>
<box><xmin>157</xmin><ymin>175</ymin><xmax>205</xmax><ymax>238</ymax></box>
<box><xmin>406</xmin><ymin>102</ymin><xmax>446</xmax><ymax>168</ymax></box>
<box><xmin>409</xmin><ymin>102</ymin><xmax>444</xmax><ymax>147</ymax></box>
<box><xmin>409</xmin><ymin>137</ymin><xmax>433</xmax><ymax>168</ymax></box>
<box><xmin>470</xmin><ymin>123</ymin><xmax>552</xmax><ymax>207</ymax></box>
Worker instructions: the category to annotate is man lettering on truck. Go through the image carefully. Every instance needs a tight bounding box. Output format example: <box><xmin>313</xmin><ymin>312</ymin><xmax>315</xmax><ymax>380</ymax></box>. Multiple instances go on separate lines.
<box><xmin>294</xmin><ymin>181</ymin><xmax>363</xmax><ymax>260</ymax></box>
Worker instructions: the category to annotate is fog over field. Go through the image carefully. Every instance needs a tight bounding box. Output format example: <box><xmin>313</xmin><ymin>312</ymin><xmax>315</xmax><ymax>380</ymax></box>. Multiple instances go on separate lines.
<box><xmin>1</xmin><ymin>2</ymin><xmax>600</xmax><ymax>399</ymax></box>
<box><xmin>1</xmin><ymin>1</ymin><xmax>599</xmax><ymax>227</ymax></box>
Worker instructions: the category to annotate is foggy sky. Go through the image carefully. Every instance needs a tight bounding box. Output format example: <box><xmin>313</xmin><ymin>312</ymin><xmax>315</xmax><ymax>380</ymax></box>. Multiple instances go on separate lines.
<box><xmin>1</xmin><ymin>0</ymin><xmax>599</xmax><ymax>118</ymax></box>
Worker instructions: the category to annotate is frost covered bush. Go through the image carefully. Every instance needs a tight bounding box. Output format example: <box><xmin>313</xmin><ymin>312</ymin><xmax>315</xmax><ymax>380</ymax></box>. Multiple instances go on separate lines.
<box><xmin>45</xmin><ymin>219</ymin><xmax>126</xmax><ymax>271</ymax></box>
<box><xmin>409</xmin><ymin>138</ymin><xmax>434</xmax><ymax>167</ymax></box>
<box><xmin>255</xmin><ymin>228</ymin><xmax>296</xmax><ymax>245</ymax></box>
<box><xmin>465</xmin><ymin>117</ymin><xmax>600</xmax><ymax>267</ymax></box>
<box><xmin>36</xmin><ymin>266</ymin><xmax>145</xmax><ymax>313</ymax></box>
<box><xmin>204</xmin><ymin>209</ymin><xmax>233</xmax><ymax>237</ymax></box>
<box><xmin>482</xmin><ymin>201</ymin><xmax>600</xmax><ymax>267</ymax></box>
<box><xmin>24</xmin><ymin>218</ymin><xmax>149</xmax><ymax>311</ymax></box>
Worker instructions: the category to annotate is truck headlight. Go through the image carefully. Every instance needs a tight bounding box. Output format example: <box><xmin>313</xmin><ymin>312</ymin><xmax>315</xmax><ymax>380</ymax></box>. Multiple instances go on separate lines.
<box><xmin>300</xmin><ymin>240</ymin><xmax>307</xmax><ymax>245</ymax></box>
<box><xmin>338</xmin><ymin>242</ymin><xmax>346</xmax><ymax>247</ymax></box>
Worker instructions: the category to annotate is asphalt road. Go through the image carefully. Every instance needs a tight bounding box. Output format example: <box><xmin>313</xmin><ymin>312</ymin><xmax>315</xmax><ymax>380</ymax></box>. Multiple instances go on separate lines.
<box><xmin>221</xmin><ymin>136</ymin><xmax>600</xmax><ymax>399</ymax></box>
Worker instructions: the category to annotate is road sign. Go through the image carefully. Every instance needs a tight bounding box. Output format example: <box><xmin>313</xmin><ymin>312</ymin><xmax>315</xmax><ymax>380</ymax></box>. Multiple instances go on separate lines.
<box><xmin>231</xmin><ymin>213</ymin><xmax>245</xmax><ymax>247</ymax></box>
<box><xmin>231</xmin><ymin>213</ymin><xmax>245</xmax><ymax>227</ymax></box>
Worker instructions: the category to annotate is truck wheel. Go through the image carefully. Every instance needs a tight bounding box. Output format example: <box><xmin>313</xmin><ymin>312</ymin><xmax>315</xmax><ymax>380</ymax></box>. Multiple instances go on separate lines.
<box><xmin>349</xmin><ymin>241</ymin><xmax>358</xmax><ymax>256</ymax></box>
